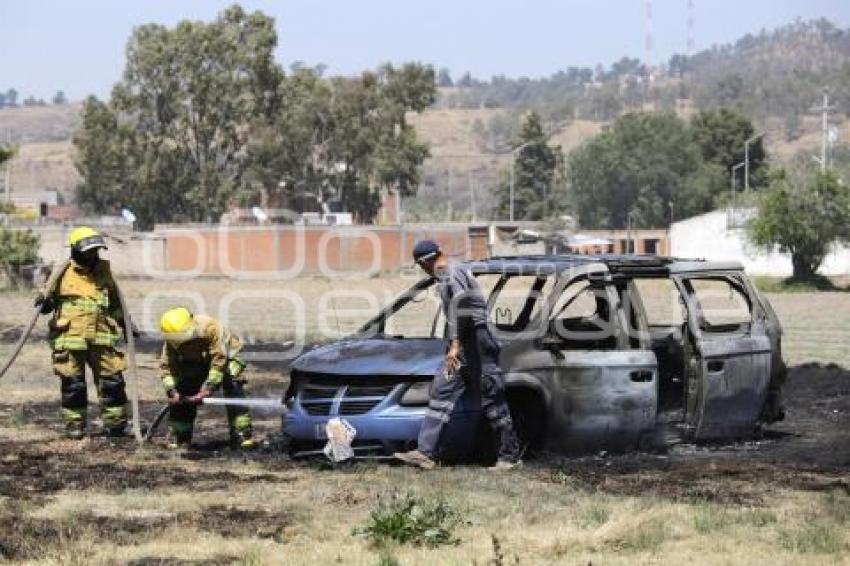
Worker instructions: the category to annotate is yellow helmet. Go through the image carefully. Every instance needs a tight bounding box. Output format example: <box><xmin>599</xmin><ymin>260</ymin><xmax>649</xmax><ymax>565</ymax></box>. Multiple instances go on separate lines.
<box><xmin>68</xmin><ymin>226</ymin><xmax>107</xmax><ymax>253</ymax></box>
<box><xmin>160</xmin><ymin>307</ymin><xmax>195</xmax><ymax>345</ymax></box>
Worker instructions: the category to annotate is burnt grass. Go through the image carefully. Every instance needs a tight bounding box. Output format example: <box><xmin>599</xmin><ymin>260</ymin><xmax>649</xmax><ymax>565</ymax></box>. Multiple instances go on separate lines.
<box><xmin>0</xmin><ymin>363</ymin><xmax>847</xmax><ymax>556</ymax></box>
<box><xmin>540</xmin><ymin>363</ymin><xmax>850</xmax><ymax>504</ymax></box>
<box><xmin>0</xmin><ymin>504</ymin><xmax>290</xmax><ymax>561</ymax></box>
<box><xmin>0</xmin><ymin>437</ymin><xmax>284</xmax><ymax>500</ymax></box>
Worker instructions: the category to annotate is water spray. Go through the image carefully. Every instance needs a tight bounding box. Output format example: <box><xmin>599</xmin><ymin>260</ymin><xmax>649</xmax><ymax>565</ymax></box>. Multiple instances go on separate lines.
<box><xmin>201</xmin><ymin>397</ymin><xmax>286</xmax><ymax>411</ymax></box>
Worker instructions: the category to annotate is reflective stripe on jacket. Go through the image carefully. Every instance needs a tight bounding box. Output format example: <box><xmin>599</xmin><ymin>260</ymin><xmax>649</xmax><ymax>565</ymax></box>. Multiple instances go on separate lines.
<box><xmin>159</xmin><ymin>315</ymin><xmax>244</xmax><ymax>392</ymax></box>
<box><xmin>46</xmin><ymin>260</ymin><xmax>124</xmax><ymax>350</ymax></box>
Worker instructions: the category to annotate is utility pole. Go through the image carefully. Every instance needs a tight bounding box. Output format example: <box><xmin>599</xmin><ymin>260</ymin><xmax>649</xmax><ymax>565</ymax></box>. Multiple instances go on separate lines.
<box><xmin>509</xmin><ymin>155</ymin><xmax>515</xmax><ymax>222</ymax></box>
<box><xmin>509</xmin><ymin>142</ymin><xmax>532</xmax><ymax>222</ymax></box>
<box><xmin>812</xmin><ymin>88</ymin><xmax>836</xmax><ymax>173</ymax></box>
<box><xmin>469</xmin><ymin>170</ymin><xmax>477</xmax><ymax>223</ymax></box>
<box><xmin>446</xmin><ymin>168</ymin><xmax>452</xmax><ymax>221</ymax></box>
<box><xmin>731</xmin><ymin>162</ymin><xmax>745</xmax><ymax>210</ymax></box>
<box><xmin>3</xmin><ymin>159</ymin><xmax>10</xmax><ymax>204</ymax></box>
<box><xmin>744</xmin><ymin>132</ymin><xmax>764</xmax><ymax>193</ymax></box>
<box><xmin>2</xmin><ymin>128</ymin><xmax>12</xmax><ymax>203</ymax></box>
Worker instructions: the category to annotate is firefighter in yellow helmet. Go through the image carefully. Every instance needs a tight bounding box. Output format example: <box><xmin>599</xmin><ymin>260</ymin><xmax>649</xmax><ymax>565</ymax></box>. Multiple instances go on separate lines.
<box><xmin>34</xmin><ymin>226</ymin><xmax>130</xmax><ymax>439</ymax></box>
<box><xmin>159</xmin><ymin>307</ymin><xmax>255</xmax><ymax>449</ymax></box>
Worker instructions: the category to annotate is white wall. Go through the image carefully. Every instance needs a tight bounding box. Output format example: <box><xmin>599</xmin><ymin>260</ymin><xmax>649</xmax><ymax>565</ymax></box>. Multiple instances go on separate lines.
<box><xmin>670</xmin><ymin>210</ymin><xmax>850</xmax><ymax>276</ymax></box>
<box><xmin>30</xmin><ymin>226</ymin><xmax>166</xmax><ymax>276</ymax></box>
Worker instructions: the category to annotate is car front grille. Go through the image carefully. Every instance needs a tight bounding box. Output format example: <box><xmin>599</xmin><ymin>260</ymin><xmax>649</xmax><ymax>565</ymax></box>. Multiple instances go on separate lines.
<box><xmin>338</xmin><ymin>400</ymin><xmax>382</xmax><ymax>415</ymax></box>
<box><xmin>304</xmin><ymin>403</ymin><xmax>333</xmax><ymax>416</ymax></box>
<box><xmin>298</xmin><ymin>381</ymin><xmax>399</xmax><ymax>416</ymax></box>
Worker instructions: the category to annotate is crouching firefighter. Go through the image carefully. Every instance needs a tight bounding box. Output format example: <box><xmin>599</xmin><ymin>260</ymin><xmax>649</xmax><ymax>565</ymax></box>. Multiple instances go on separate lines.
<box><xmin>158</xmin><ymin>308</ymin><xmax>255</xmax><ymax>449</ymax></box>
<box><xmin>394</xmin><ymin>240</ymin><xmax>522</xmax><ymax>471</ymax></box>
<box><xmin>34</xmin><ymin>226</ymin><xmax>130</xmax><ymax>439</ymax></box>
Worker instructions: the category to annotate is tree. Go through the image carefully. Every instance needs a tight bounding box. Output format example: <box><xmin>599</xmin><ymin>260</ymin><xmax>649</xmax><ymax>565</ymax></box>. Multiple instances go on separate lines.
<box><xmin>76</xmin><ymin>5</ymin><xmax>282</xmax><ymax>225</ymax></box>
<box><xmin>0</xmin><ymin>145</ymin><xmax>13</xmax><ymax>166</ymax></box>
<box><xmin>456</xmin><ymin>72</ymin><xmax>475</xmax><ymax>87</ymax></box>
<box><xmin>668</xmin><ymin>53</ymin><xmax>691</xmax><ymax>78</ymax></box>
<box><xmin>74</xmin><ymin>5</ymin><xmax>435</xmax><ymax>226</ymax></box>
<box><xmin>5</xmin><ymin>89</ymin><xmax>17</xmax><ymax>107</ymax></box>
<box><xmin>749</xmin><ymin>169</ymin><xmax>850</xmax><ymax>282</ymax></box>
<box><xmin>568</xmin><ymin>112</ymin><xmax>704</xmax><ymax>228</ymax></box>
<box><xmin>493</xmin><ymin>111</ymin><xmax>565</xmax><ymax>220</ymax></box>
<box><xmin>690</xmin><ymin>108</ymin><xmax>766</xmax><ymax>187</ymax></box>
<box><xmin>0</xmin><ymin>228</ymin><xmax>40</xmax><ymax>288</ymax></box>
<box><xmin>323</xmin><ymin>63</ymin><xmax>435</xmax><ymax>221</ymax></box>
<box><xmin>437</xmin><ymin>67</ymin><xmax>453</xmax><ymax>87</ymax></box>
<box><xmin>74</xmin><ymin>96</ymin><xmax>191</xmax><ymax>229</ymax></box>
<box><xmin>52</xmin><ymin>90</ymin><xmax>68</xmax><ymax>105</ymax></box>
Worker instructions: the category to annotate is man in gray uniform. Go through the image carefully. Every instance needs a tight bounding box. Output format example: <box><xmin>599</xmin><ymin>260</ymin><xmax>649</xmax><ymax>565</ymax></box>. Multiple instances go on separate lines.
<box><xmin>394</xmin><ymin>240</ymin><xmax>521</xmax><ymax>470</ymax></box>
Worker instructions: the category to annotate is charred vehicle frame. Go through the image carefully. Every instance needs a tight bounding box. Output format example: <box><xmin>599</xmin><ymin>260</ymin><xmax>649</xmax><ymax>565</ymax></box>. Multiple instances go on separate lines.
<box><xmin>282</xmin><ymin>255</ymin><xmax>785</xmax><ymax>459</ymax></box>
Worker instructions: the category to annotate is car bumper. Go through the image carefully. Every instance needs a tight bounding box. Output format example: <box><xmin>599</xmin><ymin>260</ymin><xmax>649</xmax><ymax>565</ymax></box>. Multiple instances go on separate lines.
<box><xmin>282</xmin><ymin>403</ymin><xmax>481</xmax><ymax>458</ymax></box>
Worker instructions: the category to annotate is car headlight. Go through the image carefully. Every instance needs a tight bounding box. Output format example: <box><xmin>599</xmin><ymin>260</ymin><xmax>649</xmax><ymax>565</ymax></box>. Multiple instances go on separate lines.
<box><xmin>399</xmin><ymin>381</ymin><xmax>430</xmax><ymax>406</ymax></box>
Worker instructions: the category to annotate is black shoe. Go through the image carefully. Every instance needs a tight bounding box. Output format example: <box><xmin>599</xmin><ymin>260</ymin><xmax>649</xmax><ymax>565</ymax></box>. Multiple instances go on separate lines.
<box><xmin>105</xmin><ymin>426</ymin><xmax>127</xmax><ymax>438</ymax></box>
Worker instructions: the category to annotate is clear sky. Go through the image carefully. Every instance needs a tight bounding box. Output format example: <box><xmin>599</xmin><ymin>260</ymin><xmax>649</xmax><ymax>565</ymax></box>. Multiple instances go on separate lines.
<box><xmin>2</xmin><ymin>0</ymin><xmax>849</xmax><ymax>101</ymax></box>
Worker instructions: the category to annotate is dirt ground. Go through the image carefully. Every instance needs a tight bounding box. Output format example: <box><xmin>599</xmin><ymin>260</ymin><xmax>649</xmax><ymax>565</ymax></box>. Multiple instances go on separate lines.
<box><xmin>0</xmin><ymin>282</ymin><xmax>848</xmax><ymax>564</ymax></box>
<box><xmin>0</xmin><ymin>364</ymin><xmax>847</xmax><ymax>564</ymax></box>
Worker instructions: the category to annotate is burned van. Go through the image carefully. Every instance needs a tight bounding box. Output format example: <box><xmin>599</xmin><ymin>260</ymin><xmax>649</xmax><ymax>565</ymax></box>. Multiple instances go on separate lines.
<box><xmin>282</xmin><ymin>255</ymin><xmax>785</xmax><ymax>459</ymax></box>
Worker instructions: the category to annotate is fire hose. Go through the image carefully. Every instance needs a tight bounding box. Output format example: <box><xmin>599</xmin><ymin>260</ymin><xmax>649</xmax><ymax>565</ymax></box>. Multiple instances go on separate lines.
<box><xmin>115</xmin><ymin>285</ymin><xmax>143</xmax><ymax>443</ymax></box>
<box><xmin>143</xmin><ymin>397</ymin><xmax>286</xmax><ymax>441</ymax></box>
<box><xmin>0</xmin><ymin>260</ymin><xmax>70</xmax><ymax>380</ymax></box>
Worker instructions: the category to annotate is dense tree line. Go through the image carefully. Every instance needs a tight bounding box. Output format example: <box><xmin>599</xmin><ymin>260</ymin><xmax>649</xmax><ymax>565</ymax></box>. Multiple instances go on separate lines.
<box><xmin>72</xmin><ymin>5</ymin><xmax>435</xmax><ymax>229</ymax></box>
<box><xmin>0</xmin><ymin>88</ymin><xmax>68</xmax><ymax>108</ymax></box>
<box><xmin>567</xmin><ymin>109</ymin><xmax>765</xmax><ymax>229</ymax></box>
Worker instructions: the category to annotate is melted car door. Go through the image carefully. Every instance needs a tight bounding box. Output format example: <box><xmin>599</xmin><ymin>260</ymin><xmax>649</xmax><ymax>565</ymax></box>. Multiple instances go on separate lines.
<box><xmin>542</xmin><ymin>275</ymin><xmax>658</xmax><ymax>452</ymax></box>
<box><xmin>675</xmin><ymin>274</ymin><xmax>772</xmax><ymax>439</ymax></box>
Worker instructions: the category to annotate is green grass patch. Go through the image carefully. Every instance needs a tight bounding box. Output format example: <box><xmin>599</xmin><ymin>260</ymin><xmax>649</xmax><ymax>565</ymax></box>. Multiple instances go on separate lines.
<box><xmin>693</xmin><ymin>503</ymin><xmax>777</xmax><ymax>533</ymax></box>
<box><xmin>779</xmin><ymin>523</ymin><xmax>844</xmax><ymax>554</ymax></box>
<box><xmin>611</xmin><ymin>520</ymin><xmax>667</xmax><ymax>553</ymax></box>
<box><xmin>822</xmin><ymin>490</ymin><xmax>850</xmax><ymax>524</ymax></box>
<box><xmin>355</xmin><ymin>492</ymin><xmax>462</xmax><ymax>548</ymax></box>
<box><xmin>576</xmin><ymin>502</ymin><xmax>611</xmax><ymax>529</ymax></box>
<box><xmin>694</xmin><ymin>504</ymin><xmax>732</xmax><ymax>534</ymax></box>
<box><xmin>737</xmin><ymin>508</ymin><xmax>778</xmax><ymax>528</ymax></box>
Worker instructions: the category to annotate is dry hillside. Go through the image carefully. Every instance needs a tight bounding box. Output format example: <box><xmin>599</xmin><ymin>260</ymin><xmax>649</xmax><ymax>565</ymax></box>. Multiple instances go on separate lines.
<box><xmin>0</xmin><ymin>97</ymin><xmax>841</xmax><ymax>207</ymax></box>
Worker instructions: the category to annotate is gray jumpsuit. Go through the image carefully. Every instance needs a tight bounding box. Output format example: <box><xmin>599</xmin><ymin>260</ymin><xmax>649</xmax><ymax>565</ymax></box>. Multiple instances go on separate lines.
<box><xmin>416</xmin><ymin>264</ymin><xmax>521</xmax><ymax>462</ymax></box>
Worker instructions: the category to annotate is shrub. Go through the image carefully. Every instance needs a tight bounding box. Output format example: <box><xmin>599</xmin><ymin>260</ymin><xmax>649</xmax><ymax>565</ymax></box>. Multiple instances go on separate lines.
<box><xmin>355</xmin><ymin>492</ymin><xmax>461</xmax><ymax>548</ymax></box>
<box><xmin>0</xmin><ymin>227</ymin><xmax>40</xmax><ymax>289</ymax></box>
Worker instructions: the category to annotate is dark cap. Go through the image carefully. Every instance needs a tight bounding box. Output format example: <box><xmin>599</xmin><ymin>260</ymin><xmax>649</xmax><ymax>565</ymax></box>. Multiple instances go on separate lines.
<box><xmin>412</xmin><ymin>239</ymin><xmax>441</xmax><ymax>264</ymax></box>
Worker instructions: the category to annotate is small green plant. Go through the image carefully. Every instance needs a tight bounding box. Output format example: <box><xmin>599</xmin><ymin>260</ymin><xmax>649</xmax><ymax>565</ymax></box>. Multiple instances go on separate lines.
<box><xmin>693</xmin><ymin>504</ymin><xmax>732</xmax><ymax>534</ymax></box>
<box><xmin>737</xmin><ymin>508</ymin><xmax>777</xmax><ymax>528</ymax></box>
<box><xmin>822</xmin><ymin>490</ymin><xmax>850</xmax><ymax>524</ymax></box>
<box><xmin>355</xmin><ymin>492</ymin><xmax>461</xmax><ymax>548</ymax></box>
<box><xmin>613</xmin><ymin>520</ymin><xmax>667</xmax><ymax>553</ymax></box>
<box><xmin>577</xmin><ymin>502</ymin><xmax>611</xmax><ymax>529</ymax></box>
<box><xmin>375</xmin><ymin>552</ymin><xmax>401</xmax><ymax>566</ymax></box>
<box><xmin>780</xmin><ymin>523</ymin><xmax>843</xmax><ymax>554</ymax></box>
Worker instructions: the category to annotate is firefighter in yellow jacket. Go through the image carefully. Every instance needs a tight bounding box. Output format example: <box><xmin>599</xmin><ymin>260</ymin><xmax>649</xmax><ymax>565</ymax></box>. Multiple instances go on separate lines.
<box><xmin>159</xmin><ymin>307</ymin><xmax>255</xmax><ymax>449</ymax></box>
<box><xmin>35</xmin><ymin>226</ymin><xmax>129</xmax><ymax>439</ymax></box>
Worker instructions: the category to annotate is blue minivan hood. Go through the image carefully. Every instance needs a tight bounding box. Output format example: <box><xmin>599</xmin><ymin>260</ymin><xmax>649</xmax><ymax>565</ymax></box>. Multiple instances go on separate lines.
<box><xmin>291</xmin><ymin>337</ymin><xmax>444</xmax><ymax>377</ymax></box>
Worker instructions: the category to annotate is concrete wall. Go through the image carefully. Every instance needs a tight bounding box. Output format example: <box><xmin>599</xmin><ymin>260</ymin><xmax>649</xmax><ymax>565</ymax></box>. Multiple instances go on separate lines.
<box><xmin>27</xmin><ymin>225</ymin><xmax>166</xmax><ymax>276</ymax></box>
<box><xmin>157</xmin><ymin>224</ymin><xmax>473</xmax><ymax>277</ymax></box>
<box><xmin>670</xmin><ymin>209</ymin><xmax>850</xmax><ymax>276</ymax></box>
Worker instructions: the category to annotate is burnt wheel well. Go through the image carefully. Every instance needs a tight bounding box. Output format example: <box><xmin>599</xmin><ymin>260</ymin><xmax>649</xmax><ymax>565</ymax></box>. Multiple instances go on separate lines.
<box><xmin>506</xmin><ymin>386</ymin><xmax>547</xmax><ymax>455</ymax></box>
